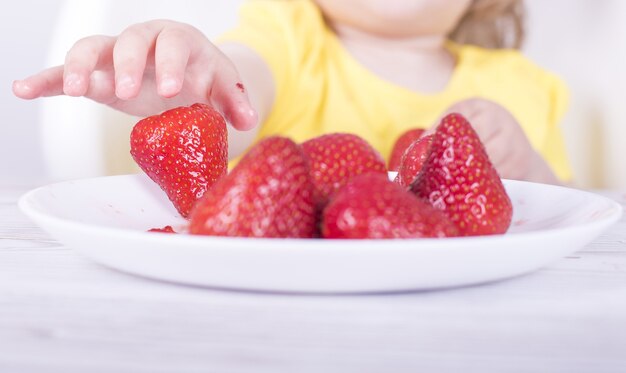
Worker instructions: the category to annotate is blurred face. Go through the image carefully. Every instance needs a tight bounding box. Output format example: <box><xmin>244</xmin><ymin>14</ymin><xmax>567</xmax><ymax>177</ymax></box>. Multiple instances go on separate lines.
<box><xmin>314</xmin><ymin>0</ymin><xmax>472</xmax><ymax>38</ymax></box>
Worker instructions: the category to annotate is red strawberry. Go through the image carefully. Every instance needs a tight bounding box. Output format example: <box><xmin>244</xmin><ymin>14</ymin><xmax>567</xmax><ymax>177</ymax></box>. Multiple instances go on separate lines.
<box><xmin>301</xmin><ymin>133</ymin><xmax>387</xmax><ymax>207</ymax></box>
<box><xmin>388</xmin><ymin>128</ymin><xmax>425</xmax><ymax>171</ymax></box>
<box><xmin>130</xmin><ymin>103</ymin><xmax>227</xmax><ymax>218</ymax></box>
<box><xmin>410</xmin><ymin>113</ymin><xmax>512</xmax><ymax>236</ymax></box>
<box><xmin>322</xmin><ymin>173</ymin><xmax>459</xmax><ymax>239</ymax></box>
<box><xmin>394</xmin><ymin>134</ymin><xmax>434</xmax><ymax>187</ymax></box>
<box><xmin>189</xmin><ymin>136</ymin><xmax>316</xmax><ymax>238</ymax></box>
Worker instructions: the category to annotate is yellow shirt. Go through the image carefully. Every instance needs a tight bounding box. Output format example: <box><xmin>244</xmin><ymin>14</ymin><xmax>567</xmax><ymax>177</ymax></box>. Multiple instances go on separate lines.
<box><xmin>219</xmin><ymin>0</ymin><xmax>572</xmax><ymax>181</ymax></box>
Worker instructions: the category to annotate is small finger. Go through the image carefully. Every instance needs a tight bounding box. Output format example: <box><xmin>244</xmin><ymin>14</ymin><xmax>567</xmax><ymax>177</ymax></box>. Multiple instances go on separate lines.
<box><xmin>63</xmin><ymin>35</ymin><xmax>116</xmax><ymax>96</ymax></box>
<box><xmin>13</xmin><ymin>65</ymin><xmax>64</xmax><ymax>99</ymax></box>
<box><xmin>113</xmin><ymin>22</ymin><xmax>159</xmax><ymax>100</ymax></box>
<box><xmin>154</xmin><ymin>27</ymin><xmax>191</xmax><ymax>98</ymax></box>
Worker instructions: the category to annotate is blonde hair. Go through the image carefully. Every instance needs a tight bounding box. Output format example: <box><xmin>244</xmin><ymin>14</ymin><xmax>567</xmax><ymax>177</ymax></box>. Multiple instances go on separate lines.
<box><xmin>450</xmin><ymin>0</ymin><xmax>525</xmax><ymax>49</ymax></box>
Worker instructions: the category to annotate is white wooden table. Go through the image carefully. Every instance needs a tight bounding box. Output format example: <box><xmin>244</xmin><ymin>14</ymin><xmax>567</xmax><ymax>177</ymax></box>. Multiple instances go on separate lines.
<box><xmin>2</xmin><ymin>183</ymin><xmax>626</xmax><ymax>373</ymax></box>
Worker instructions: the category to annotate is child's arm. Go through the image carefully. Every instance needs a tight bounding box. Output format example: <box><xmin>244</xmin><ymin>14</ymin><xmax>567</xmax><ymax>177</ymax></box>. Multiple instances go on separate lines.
<box><xmin>12</xmin><ymin>20</ymin><xmax>275</xmax><ymax>158</ymax></box>
<box><xmin>441</xmin><ymin>98</ymin><xmax>561</xmax><ymax>185</ymax></box>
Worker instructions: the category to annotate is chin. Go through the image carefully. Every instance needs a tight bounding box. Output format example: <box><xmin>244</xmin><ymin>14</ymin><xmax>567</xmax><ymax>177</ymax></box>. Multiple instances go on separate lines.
<box><xmin>316</xmin><ymin>0</ymin><xmax>471</xmax><ymax>37</ymax></box>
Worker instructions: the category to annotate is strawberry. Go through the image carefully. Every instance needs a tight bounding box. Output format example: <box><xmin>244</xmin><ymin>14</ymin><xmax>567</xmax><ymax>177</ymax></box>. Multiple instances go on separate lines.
<box><xmin>322</xmin><ymin>173</ymin><xmax>458</xmax><ymax>239</ymax></box>
<box><xmin>410</xmin><ymin>113</ymin><xmax>512</xmax><ymax>236</ymax></box>
<box><xmin>189</xmin><ymin>136</ymin><xmax>316</xmax><ymax>238</ymax></box>
<box><xmin>394</xmin><ymin>134</ymin><xmax>434</xmax><ymax>187</ymax></box>
<box><xmin>388</xmin><ymin>128</ymin><xmax>425</xmax><ymax>171</ymax></box>
<box><xmin>301</xmin><ymin>133</ymin><xmax>387</xmax><ymax>207</ymax></box>
<box><xmin>130</xmin><ymin>103</ymin><xmax>227</xmax><ymax>218</ymax></box>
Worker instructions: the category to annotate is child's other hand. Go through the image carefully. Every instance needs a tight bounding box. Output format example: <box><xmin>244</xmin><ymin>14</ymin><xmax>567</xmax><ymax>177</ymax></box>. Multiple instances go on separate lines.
<box><xmin>12</xmin><ymin>20</ymin><xmax>257</xmax><ymax>130</ymax></box>
<box><xmin>437</xmin><ymin>98</ymin><xmax>560</xmax><ymax>184</ymax></box>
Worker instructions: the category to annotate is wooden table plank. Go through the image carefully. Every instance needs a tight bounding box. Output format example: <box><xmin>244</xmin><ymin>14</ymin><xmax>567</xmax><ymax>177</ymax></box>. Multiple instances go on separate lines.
<box><xmin>1</xmin><ymin>185</ymin><xmax>626</xmax><ymax>372</ymax></box>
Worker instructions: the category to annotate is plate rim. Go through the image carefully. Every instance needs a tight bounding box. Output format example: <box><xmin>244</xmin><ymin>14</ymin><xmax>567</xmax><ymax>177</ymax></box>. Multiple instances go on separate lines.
<box><xmin>17</xmin><ymin>173</ymin><xmax>624</xmax><ymax>251</ymax></box>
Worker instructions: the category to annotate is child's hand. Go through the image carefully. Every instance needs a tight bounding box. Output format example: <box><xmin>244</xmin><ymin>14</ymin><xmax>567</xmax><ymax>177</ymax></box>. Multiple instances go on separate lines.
<box><xmin>12</xmin><ymin>20</ymin><xmax>257</xmax><ymax>130</ymax></box>
<box><xmin>438</xmin><ymin>98</ymin><xmax>560</xmax><ymax>184</ymax></box>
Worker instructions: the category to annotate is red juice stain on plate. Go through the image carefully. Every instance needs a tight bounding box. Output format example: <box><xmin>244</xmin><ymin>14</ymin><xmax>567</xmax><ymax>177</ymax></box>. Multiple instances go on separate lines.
<box><xmin>513</xmin><ymin>219</ymin><xmax>529</xmax><ymax>227</ymax></box>
<box><xmin>236</xmin><ymin>82</ymin><xmax>245</xmax><ymax>93</ymax></box>
<box><xmin>148</xmin><ymin>225</ymin><xmax>177</xmax><ymax>233</ymax></box>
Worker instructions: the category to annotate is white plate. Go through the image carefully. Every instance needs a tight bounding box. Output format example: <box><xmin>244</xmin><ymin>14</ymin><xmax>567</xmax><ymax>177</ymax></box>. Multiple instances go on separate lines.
<box><xmin>19</xmin><ymin>174</ymin><xmax>622</xmax><ymax>293</ymax></box>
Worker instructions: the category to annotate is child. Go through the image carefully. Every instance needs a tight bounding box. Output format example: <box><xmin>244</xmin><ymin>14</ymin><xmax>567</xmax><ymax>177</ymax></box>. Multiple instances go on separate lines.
<box><xmin>13</xmin><ymin>0</ymin><xmax>570</xmax><ymax>185</ymax></box>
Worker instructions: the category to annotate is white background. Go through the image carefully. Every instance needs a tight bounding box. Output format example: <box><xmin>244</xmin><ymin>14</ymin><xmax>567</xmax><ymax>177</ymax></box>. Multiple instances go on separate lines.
<box><xmin>0</xmin><ymin>0</ymin><xmax>59</xmax><ymax>183</ymax></box>
<box><xmin>2</xmin><ymin>1</ymin><xmax>625</xmax><ymax>188</ymax></box>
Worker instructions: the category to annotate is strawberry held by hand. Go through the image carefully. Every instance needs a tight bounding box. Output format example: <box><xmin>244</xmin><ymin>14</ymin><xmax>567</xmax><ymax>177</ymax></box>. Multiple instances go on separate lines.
<box><xmin>388</xmin><ymin>128</ymin><xmax>425</xmax><ymax>171</ymax></box>
<box><xmin>301</xmin><ymin>133</ymin><xmax>387</xmax><ymax>207</ymax></box>
<box><xmin>190</xmin><ymin>136</ymin><xmax>316</xmax><ymax>238</ymax></box>
<box><xmin>322</xmin><ymin>173</ymin><xmax>458</xmax><ymax>239</ymax></box>
<box><xmin>394</xmin><ymin>134</ymin><xmax>434</xmax><ymax>187</ymax></box>
<box><xmin>410</xmin><ymin>113</ymin><xmax>513</xmax><ymax>236</ymax></box>
<box><xmin>130</xmin><ymin>103</ymin><xmax>228</xmax><ymax>218</ymax></box>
